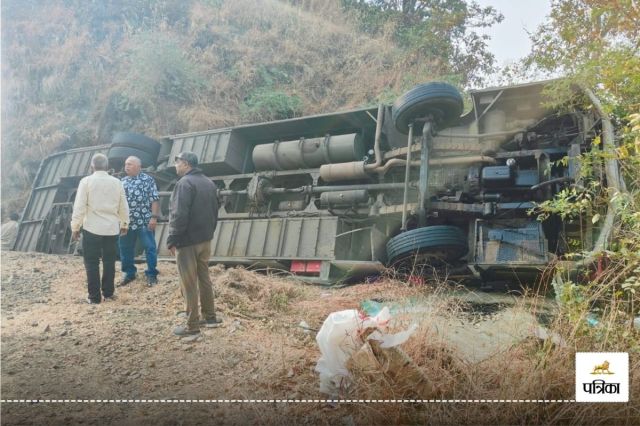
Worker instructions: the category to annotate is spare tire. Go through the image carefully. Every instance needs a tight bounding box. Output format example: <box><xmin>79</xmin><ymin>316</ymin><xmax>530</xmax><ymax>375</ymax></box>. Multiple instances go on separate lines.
<box><xmin>107</xmin><ymin>146</ymin><xmax>157</xmax><ymax>168</ymax></box>
<box><xmin>386</xmin><ymin>225</ymin><xmax>468</xmax><ymax>266</ymax></box>
<box><xmin>392</xmin><ymin>82</ymin><xmax>463</xmax><ymax>134</ymax></box>
<box><xmin>111</xmin><ymin>132</ymin><xmax>161</xmax><ymax>158</ymax></box>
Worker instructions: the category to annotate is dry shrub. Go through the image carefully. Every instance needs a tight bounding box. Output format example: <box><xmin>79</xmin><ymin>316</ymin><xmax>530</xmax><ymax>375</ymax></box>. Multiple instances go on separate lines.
<box><xmin>205</xmin><ymin>261</ymin><xmax>638</xmax><ymax>424</ymax></box>
<box><xmin>215</xmin><ymin>266</ymin><xmax>308</xmax><ymax>316</ymax></box>
<box><xmin>338</xmin><ymin>280</ymin><xmax>640</xmax><ymax>425</ymax></box>
<box><xmin>176</xmin><ymin>106</ymin><xmax>233</xmax><ymax>132</ymax></box>
<box><xmin>197</xmin><ymin>0</ymin><xmax>443</xmax><ymax>116</ymax></box>
<box><xmin>337</xmin><ymin>275</ymin><xmax>432</xmax><ymax>301</ymax></box>
<box><xmin>401</xmin><ymin>326</ymin><xmax>468</xmax><ymax>396</ymax></box>
<box><xmin>344</xmin><ymin>283</ymin><xmax>470</xmax><ymax>405</ymax></box>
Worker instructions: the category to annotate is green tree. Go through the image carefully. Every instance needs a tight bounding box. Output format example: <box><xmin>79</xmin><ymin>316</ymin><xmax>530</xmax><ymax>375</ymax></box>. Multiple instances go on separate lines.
<box><xmin>526</xmin><ymin>0</ymin><xmax>640</xmax><ymax>115</ymax></box>
<box><xmin>342</xmin><ymin>0</ymin><xmax>503</xmax><ymax>86</ymax></box>
<box><xmin>526</xmin><ymin>0</ymin><xmax>640</xmax><ymax>315</ymax></box>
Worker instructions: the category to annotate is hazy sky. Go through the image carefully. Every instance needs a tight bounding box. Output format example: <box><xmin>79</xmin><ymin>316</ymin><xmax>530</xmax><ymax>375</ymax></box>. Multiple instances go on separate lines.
<box><xmin>475</xmin><ymin>0</ymin><xmax>552</xmax><ymax>66</ymax></box>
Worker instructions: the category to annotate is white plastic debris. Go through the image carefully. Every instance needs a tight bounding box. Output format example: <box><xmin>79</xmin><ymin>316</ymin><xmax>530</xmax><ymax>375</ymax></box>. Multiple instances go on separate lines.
<box><xmin>314</xmin><ymin>307</ymin><xmax>416</xmax><ymax>395</ymax></box>
<box><xmin>369</xmin><ymin>323</ymin><xmax>418</xmax><ymax>348</ymax></box>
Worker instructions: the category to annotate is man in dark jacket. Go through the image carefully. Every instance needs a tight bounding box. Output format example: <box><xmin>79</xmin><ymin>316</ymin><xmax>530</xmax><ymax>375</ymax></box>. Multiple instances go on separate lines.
<box><xmin>167</xmin><ymin>151</ymin><xmax>222</xmax><ymax>341</ymax></box>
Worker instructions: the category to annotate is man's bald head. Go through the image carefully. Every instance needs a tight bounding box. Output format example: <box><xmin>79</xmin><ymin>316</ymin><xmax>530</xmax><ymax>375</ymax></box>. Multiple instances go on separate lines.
<box><xmin>124</xmin><ymin>156</ymin><xmax>142</xmax><ymax>177</ymax></box>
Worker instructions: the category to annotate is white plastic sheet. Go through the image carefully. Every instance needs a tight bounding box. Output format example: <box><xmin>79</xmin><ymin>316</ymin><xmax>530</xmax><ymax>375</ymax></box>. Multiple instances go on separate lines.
<box><xmin>314</xmin><ymin>307</ymin><xmax>416</xmax><ymax>395</ymax></box>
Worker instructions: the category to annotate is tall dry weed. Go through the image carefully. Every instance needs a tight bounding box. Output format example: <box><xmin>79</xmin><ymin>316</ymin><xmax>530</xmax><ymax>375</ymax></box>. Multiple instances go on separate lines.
<box><xmin>340</xmin><ymin>272</ymin><xmax>639</xmax><ymax>424</ymax></box>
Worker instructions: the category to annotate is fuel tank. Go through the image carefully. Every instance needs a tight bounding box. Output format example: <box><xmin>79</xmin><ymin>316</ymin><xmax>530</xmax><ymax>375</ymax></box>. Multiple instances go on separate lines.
<box><xmin>252</xmin><ymin>133</ymin><xmax>365</xmax><ymax>171</ymax></box>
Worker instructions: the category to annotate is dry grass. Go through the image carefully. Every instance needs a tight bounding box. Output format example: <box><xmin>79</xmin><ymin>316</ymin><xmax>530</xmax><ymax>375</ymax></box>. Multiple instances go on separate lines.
<box><xmin>2</xmin><ymin>252</ymin><xmax>639</xmax><ymax>424</ymax></box>
<box><xmin>215</xmin><ymin>266</ymin><xmax>309</xmax><ymax>316</ymax></box>
<box><xmin>302</xmin><ymin>271</ymin><xmax>640</xmax><ymax>425</ymax></box>
<box><xmin>315</xmin><ymin>201</ymin><xmax>639</xmax><ymax>424</ymax></box>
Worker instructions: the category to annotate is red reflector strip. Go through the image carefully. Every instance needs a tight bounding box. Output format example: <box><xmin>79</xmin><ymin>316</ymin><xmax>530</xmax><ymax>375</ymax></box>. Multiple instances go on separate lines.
<box><xmin>305</xmin><ymin>261</ymin><xmax>322</xmax><ymax>273</ymax></box>
<box><xmin>290</xmin><ymin>260</ymin><xmax>306</xmax><ymax>273</ymax></box>
<box><xmin>290</xmin><ymin>260</ymin><xmax>322</xmax><ymax>275</ymax></box>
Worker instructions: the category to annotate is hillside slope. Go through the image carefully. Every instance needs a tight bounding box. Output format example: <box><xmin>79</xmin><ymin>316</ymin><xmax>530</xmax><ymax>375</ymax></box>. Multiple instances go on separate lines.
<box><xmin>1</xmin><ymin>0</ymin><xmax>444</xmax><ymax>214</ymax></box>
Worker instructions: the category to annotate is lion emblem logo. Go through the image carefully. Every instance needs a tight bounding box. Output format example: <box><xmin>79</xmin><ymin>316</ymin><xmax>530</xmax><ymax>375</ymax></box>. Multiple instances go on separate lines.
<box><xmin>591</xmin><ymin>360</ymin><xmax>614</xmax><ymax>375</ymax></box>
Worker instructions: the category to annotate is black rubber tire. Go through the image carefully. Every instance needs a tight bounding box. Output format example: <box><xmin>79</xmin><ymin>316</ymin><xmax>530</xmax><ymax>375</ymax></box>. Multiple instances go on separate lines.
<box><xmin>386</xmin><ymin>225</ymin><xmax>468</xmax><ymax>265</ymax></box>
<box><xmin>111</xmin><ymin>132</ymin><xmax>161</xmax><ymax>157</ymax></box>
<box><xmin>392</xmin><ymin>82</ymin><xmax>463</xmax><ymax>134</ymax></box>
<box><xmin>107</xmin><ymin>146</ymin><xmax>157</xmax><ymax>168</ymax></box>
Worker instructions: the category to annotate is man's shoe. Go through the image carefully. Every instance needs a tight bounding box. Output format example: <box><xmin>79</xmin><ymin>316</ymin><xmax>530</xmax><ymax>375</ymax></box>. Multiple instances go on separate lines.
<box><xmin>173</xmin><ymin>325</ymin><xmax>201</xmax><ymax>337</ymax></box>
<box><xmin>103</xmin><ymin>295</ymin><xmax>117</xmax><ymax>301</ymax></box>
<box><xmin>146</xmin><ymin>276</ymin><xmax>158</xmax><ymax>287</ymax></box>
<box><xmin>199</xmin><ymin>318</ymin><xmax>223</xmax><ymax>328</ymax></box>
<box><xmin>118</xmin><ymin>276</ymin><xmax>136</xmax><ymax>287</ymax></box>
<box><xmin>86</xmin><ymin>297</ymin><xmax>100</xmax><ymax>305</ymax></box>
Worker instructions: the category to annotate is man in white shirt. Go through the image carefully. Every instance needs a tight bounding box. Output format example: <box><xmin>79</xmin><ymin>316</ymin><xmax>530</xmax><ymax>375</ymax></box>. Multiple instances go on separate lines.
<box><xmin>71</xmin><ymin>154</ymin><xmax>129</xmax><ymax>304</ymax></box>
<box><xmin>1</xmin><ymin>212</ymin><xmax>20</xmax><ymax>250</ymax></box>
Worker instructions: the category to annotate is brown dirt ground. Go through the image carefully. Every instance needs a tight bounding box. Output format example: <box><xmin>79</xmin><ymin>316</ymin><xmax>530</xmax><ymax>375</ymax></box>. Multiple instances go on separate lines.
<box><xmin>0</xmin><ymin>252</ymin><xmax>432</xmax><ymax>425</ymax></box>
<box><xmin>2</xmin><ymin>252</ymin><xmax>638</xmax><ymax>425</ymax></box>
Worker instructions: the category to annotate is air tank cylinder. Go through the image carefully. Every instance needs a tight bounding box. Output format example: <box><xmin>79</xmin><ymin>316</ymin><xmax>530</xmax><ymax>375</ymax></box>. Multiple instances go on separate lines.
<box><xmin>319</xmin><ymin>161</ymin><xmax>368</xmax><ymax>182</ymax></box>
<box><xmin>320</xmin><ymin>190</ymin><xmax>369</xmax><ymax>208</ymax></box>
<box><xmin>252</xmin><ymin>133</ymin><xmax>365</xmax><ymax>171</ymax></box>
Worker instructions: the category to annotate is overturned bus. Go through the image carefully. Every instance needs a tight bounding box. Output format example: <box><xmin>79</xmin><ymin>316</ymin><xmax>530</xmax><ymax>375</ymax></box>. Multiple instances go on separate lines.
<box><xmin>13</xmin><ymin>80</ymin><xmax>617</xmax><ymax>285</ymax></box>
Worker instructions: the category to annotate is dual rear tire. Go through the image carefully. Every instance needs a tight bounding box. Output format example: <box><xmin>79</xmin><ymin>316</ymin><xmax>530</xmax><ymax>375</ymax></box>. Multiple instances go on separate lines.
<box><xmin>386</xmin><ymin>225</ymin><xmax>468</xmax><ymax>268</ymax></box>
<box><xmin>107</xmin><ymin>132</ymin><xmax>161</xmax><ymax>169</ymax></box>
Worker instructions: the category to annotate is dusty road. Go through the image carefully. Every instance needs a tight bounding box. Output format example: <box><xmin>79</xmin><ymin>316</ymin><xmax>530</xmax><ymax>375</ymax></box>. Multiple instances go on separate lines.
<box><xmin>2</xmin><ymin>252</ymin><xmax>356</xmax><ymax>424</ymax></box>
<box><xmin>1</xmin><ymin>252</ymin><xmax>564</xmax><ymax>425</ymax></box>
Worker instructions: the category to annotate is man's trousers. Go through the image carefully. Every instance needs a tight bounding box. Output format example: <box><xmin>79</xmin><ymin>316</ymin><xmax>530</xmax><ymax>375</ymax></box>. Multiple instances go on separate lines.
<box><xmin>82</xmin><ymin>230</ymin><xmax>117</xmax><ymax>303</ymax></box>
<box><xmin>176</xmin><ymin>240</ymin><xmax>216</xmax><ymax>331</ymax></box>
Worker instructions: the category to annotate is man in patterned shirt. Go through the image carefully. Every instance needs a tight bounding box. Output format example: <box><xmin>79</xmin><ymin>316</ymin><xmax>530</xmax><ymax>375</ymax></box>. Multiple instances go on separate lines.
<box><xmin>118</xmin><ymin>156</ymin><xmax>161</xmax><ymax>287</ymax></box>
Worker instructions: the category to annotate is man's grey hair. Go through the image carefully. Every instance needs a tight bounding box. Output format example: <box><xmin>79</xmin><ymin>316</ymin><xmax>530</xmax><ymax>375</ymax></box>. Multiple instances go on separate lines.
<box><xmin>91</xmin><ymin>153</ymin><xmax>109</xmax><ymax>171</ymax></box>
<box><xmin>126</xmin><ymin>156</ymin><xmax>142</xmax><ymax>166</ymax></box>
